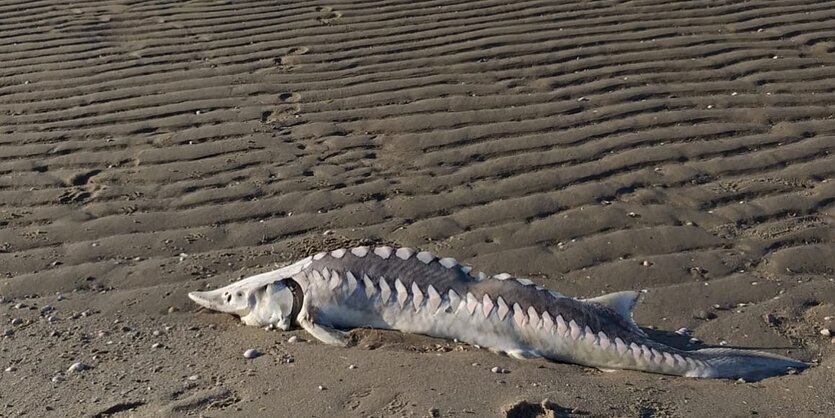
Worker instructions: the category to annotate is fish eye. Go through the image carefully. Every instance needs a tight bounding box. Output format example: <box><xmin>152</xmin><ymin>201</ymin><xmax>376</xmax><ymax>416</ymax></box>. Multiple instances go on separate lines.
<box><xmin>236</xmin><ymin>292</ymin><xmax>243</xmax><ymax>298</ymax></box>
<box><xmin>224</xmin><ymin>292</ymin><xmax>232</xmax><ymax>303</ymax></box>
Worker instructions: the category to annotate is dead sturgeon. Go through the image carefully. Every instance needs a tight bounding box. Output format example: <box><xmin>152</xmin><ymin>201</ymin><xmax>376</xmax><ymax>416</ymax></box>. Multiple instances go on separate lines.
<box><xmin>189</xmin><ymin>246</ymin><xmax>808</xmax><ymax>380</ymax></box>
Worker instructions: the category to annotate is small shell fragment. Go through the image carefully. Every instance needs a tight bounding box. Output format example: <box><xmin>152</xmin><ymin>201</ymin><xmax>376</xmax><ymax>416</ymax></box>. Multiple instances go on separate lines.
<box><xmin>68</xmin><ymin>362</ymin><xmax>88</xmax><ymax>373</ymax></box>
<box><xmin>243</xmin><ymin>349</ymin><xmax>259</xmax><ymax>359</ymax></box>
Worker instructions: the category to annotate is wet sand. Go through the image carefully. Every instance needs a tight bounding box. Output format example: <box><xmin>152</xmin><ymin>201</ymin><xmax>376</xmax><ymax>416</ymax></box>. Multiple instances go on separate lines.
<box><xmin>1</xmin><ymin>0</ymin><xmax>833</xmax><ymax>416</ymax></box>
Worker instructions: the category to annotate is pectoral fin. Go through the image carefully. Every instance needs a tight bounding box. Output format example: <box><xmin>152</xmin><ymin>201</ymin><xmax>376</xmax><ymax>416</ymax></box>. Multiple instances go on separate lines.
<box><xmin>297</xmin><ymin>308</ymin><xmax>349</xmax><ymax>347</ymax></box>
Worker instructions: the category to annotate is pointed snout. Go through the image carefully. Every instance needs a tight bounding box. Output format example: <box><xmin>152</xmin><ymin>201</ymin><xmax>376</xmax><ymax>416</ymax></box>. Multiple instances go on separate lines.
<box><xmin>188</xmin><ymin>289</ymin><xmax>226</xmax><ymax>312</ymax></box>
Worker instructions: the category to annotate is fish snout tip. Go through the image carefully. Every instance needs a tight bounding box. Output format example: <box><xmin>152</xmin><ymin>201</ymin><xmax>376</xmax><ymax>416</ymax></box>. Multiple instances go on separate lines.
<box><xmin>187</xmin><ymin>291</ymin><xmax>200</xmax><ymax>303</ymax></box>
<box><xmin>188</xmin><ymin>290</ymin><xmax>214</xmax><ymax>310</ymax></box>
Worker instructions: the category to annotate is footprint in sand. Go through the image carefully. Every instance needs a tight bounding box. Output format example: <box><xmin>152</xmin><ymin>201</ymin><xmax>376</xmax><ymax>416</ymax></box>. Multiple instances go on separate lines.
<box><xmin>278</xmin><ymin>92</ymin><xmax>301</xmax><ymax>103</ymax></box>
<box><xmin>315</xmin><ymin>6</ymin><xmax>342</xmax><ymax>25</ymax></box>
<box><xmin>262</xmin><ymin>93</ymin><xmax>301</xmax><ymax>124</ymax></box>
<box><xmin>278</xmin><ymin>46</ymin><xmax>309</xmax><ymax>66</ymax></box>
<box><xmin>57</xmin><ymin>169</ymin><xmax>102</xmax><ymax>205</ymax></box>
<box><xmin>261</xmin><ymin>106</ymin><xmax>300</xmax><ymax>124</ymax></box>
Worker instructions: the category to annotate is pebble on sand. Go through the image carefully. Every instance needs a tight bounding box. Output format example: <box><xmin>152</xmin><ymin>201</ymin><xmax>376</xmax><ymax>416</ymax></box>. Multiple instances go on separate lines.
<box><xmin>243</xmin><ymin>349</ymin><xmax>259</xmax><ymax>359</ymax></box>
<box><xmin>821</xmin><ymin>329</ymin><xmax>832</xmax><ymax>337</ymax></box>
<box><xmin>491</xmin><ymin>366</ymin><xmax>510</xmax><ymax>374</ymax></box>
<box><xmin>68</xmin><ymin>362</ymin><xmax>88</xmax><ymax>373</ymax></box>
<box><xmin>287</xmin><ymin>336</ymin><xmax>302</xmax><ymax>343</ymax></box>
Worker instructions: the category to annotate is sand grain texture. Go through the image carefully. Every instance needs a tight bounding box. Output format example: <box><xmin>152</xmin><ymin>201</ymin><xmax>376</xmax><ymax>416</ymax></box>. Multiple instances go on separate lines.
<box><xmin>1</xmin><ymin>0</ymin><xmax>834</xmax><ymax>416</ymax></box>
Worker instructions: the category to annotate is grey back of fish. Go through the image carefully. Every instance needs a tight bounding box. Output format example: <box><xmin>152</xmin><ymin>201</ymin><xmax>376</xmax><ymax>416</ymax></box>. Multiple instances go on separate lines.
<box><xmin>301</xmin><ymin>248</ymin><xmax>642</xmax><ymax>344</ymax></box>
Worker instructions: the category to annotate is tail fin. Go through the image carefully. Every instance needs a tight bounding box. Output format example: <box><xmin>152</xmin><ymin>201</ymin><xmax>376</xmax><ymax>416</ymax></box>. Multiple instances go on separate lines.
<box><xmin>691</xmin><ymin>347</ymin><xmax>809</xmax><ymax>381</ymax></box>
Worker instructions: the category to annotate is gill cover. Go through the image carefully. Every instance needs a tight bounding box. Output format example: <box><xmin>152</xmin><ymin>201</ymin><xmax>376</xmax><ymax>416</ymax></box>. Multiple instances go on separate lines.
<box><xmin>241</xmin><ymin>279</ymin><xmax>298</xmax><ymax>328</ymax></box>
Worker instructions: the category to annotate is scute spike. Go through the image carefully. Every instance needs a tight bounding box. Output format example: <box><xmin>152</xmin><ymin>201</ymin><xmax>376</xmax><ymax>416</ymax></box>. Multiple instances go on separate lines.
<box><xmin>482</xmin><ymin>294</ymin><xmax>495</xmax><ymax>317</ymax></box>
<box><xmin>526</xmin><ymin>306</ymin><xmax>540</xmax><ymax>328</ymax></box>
<box><xmin>363</xmin><ymin>274</ymin><xmax>375</xmax><ymax>299</ymax></box>
<box><xmin>328</xmin><ymin>271</ymin><xmax>342</xmax><ymax>290</ymax></box>
<box><xmin>569</xmin><ymin>320</ymin><xmax>582</xmax><ymax>340</ymax></box>
<box><xmin>394</xmin><ymin>279</ymin><xmax>409</xmax><ymax>308</ymax></box>
<box><xmin>615</xmin><ymin>337</ymin><xmax>628</xmax><ymax>355</ymax></box>
<box><xmin>427</xmin><ymin>285</ymin><xmax>442</xmax><ymax>312</ymax></box>
<box><xmin>350</xmin><ymin>246</ymin><xmax>369</xmax><ymax>258</ymax></box>
<box><xmin>395</xmin><ymin>247</ymin><xmax>415</xmax><ymax>260</ymax></box>
<box><xmin>465</xmin><ymin>293</ymin><xmax>479</xmax><ymax>315</ymax></box>
<box><xmin>416</xmin><ymin>251</ymin><xmax>434</xmax><ymax>264</ymax></box>
<box><xmin>373</xmin><ymin>246</ymin><xmax>393</xmax><ymax>259</ymax></box>
<box><xmin>447</xmin><ymin>289</ymin><xmax>461</xmax><ymax>312</ymax></box>
<box><xmin>541</xmin><ymin>311</ymin><xmax>554</xmax><ymax>331</ymax></box>
<box><xmin>439</xmin><ymin>257</ymin><xmax>458</xmax><ymax>269</ymax></box>
<box><xmin>411</xmin><ymin>282</ymin><xmax>424</xmax><ymax>310</ymax></box>
<box><xmin>345</xmin><ymin>271</ymin><xmax>358</xmax><ymax>295</ymax></box>
<box><xmin>583</xmin><ymin>326</ymin><xmax>596</xmax><ymax>344</ymax></box>
<box><xmin>642</xmin><ymin>345</ymin><xmax>654</xmax><ymax>363</ymax></box>
<box><xmin>515</xmin><ymin>278</ymin><xmax>534</xmax><ymax>286</ymax></box>
<box><xmin>379</xmin><ymin>277</ymin><xmax>392</xmax><ymax>304</ymax></box>
<box><xmin>598</xmin><ymin>331</ymin><xmax>611</xmax><ymax>349</ymax></box>
<box><xmin>651</xmin><ymin>348</ymin><xmax>663</xmax><ymax>361</ymax></box>
<box><xmin>330</xmin><ymin>249</ymin><xmax>347</xmax><ymax>259</ymax></box>
<box><xmin>513</xmin><ymin>303</ymin><xmax>528</xmax><ymax>327</ymax></box>
<box><xmin>496</xmin><ymin>297</ymin><xmax>510</xmax><ymax>320</ymax></box>
<box><xmin>630</xmin><ymin>343</ymin><xmax>642</xmax><ymax>361</ymax></box>
<box><xmin>556</xmin><ymin>315</ymin><xmax>568</xmax><ymax>336</ymax></box>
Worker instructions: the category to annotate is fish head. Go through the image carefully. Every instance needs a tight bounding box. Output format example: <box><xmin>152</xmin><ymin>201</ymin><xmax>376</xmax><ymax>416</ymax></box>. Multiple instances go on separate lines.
<box><xmin>189</xmin><ymin>276</ymin><xmax>300</xmax><ymax>329</ymax></box>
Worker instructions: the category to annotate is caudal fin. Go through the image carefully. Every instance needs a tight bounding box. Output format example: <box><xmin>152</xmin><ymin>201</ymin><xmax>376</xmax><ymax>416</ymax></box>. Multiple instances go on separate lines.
<box><xmin>692</xmin><ymin>347</ymin><xmax>809</xmax><ymax>381</ymax></box>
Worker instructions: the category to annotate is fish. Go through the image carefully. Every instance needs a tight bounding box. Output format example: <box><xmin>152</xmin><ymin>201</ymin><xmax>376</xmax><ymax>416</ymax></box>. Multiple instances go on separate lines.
<box><xmin>188</xmin><ymin>246</ymin><xmax>809</xmax><ymax>380</ymax></box>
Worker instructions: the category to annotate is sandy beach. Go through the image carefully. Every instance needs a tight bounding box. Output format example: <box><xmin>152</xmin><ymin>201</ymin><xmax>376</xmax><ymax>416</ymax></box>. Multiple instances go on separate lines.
<box><xmin>1</xmin><ymin>0</ymin><xmax>834</xmax><ymax>416</ymax></box>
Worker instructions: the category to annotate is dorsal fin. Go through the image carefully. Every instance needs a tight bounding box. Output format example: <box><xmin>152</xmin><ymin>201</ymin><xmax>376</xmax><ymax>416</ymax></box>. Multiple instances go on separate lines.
<box><xmin>584</xmin><ymin>290</ymin><xmax>644</xmax><ymax>334</ymax></box>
